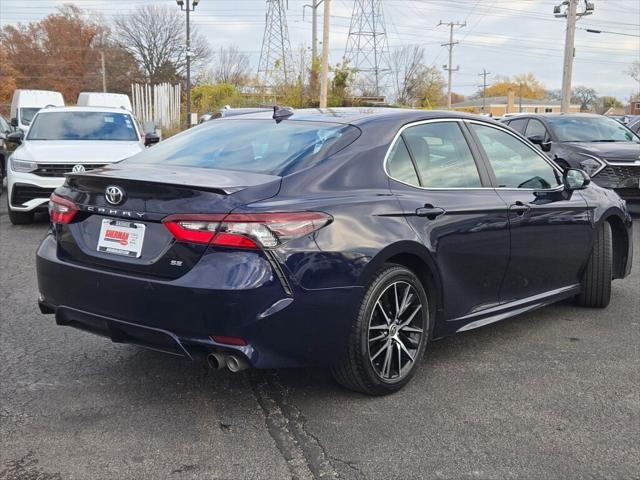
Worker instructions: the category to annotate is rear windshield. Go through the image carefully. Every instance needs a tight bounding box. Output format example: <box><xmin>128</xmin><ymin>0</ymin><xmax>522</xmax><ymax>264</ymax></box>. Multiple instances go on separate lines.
<box><xmin>125</xmin><ymin>119</ymin><xmax>360</xmax><ymax>176</ymax></box>
<box><xmin>27</xmin><ymin>112</ymin><xmax>139</xmax><ymax>141</ymax></box>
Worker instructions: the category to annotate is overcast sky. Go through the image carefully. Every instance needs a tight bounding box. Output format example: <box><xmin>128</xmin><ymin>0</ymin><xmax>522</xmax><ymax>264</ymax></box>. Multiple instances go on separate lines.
<box><xmin>1</xmin><ymin>0</ymin><xmax>638</xmax><ymax>99</ymax></box>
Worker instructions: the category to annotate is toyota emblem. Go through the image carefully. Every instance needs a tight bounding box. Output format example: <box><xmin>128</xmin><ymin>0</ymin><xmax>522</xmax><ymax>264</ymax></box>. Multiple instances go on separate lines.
<box><xmin>105</xmin><ymin>186</ymin><xmax>125</xmax><ymax>205</ymax></box>
<box><xmin>72</xmin><ymin>164</ymin><xmax>86</xmax><ymax>173</ymax></box>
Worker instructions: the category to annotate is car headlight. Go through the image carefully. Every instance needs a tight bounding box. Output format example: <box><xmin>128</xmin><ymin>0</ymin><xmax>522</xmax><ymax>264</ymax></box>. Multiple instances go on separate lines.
<box><xmin>578</xmin><ymin>155</ymin><xmax>605</xmax><ymax>176</ymax></box>
<box><xmin>10</xmin><ymin>158</ymin><xmax>38</xmax><ymax>173</ymax></box>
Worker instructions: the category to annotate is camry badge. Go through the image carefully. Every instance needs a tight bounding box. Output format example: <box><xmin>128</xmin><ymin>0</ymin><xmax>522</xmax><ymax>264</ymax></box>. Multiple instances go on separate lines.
<box><xmin>105</xmin><ymin>186</ymin><xmax>125</xmax><ymax>205</ymax></box>
<box><xmin>72</xmin><ymin>164</ymin><xmax>86</xmax><ymax>173</ymax></box>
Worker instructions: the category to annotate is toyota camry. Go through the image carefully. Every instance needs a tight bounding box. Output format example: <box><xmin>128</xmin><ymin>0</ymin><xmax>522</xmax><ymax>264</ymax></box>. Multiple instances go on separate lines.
<box><xmin>36</xmin><ymin>108</ymin><xmax>633</xmax><ymax>395</ymax></box>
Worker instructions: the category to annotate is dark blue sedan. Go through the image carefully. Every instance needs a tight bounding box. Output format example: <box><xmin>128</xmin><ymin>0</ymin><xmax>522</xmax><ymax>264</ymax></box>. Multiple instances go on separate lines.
<box><xmin>37</xmin><ymin>108</ymin><xmax>633</xmax><ymax>395</ymax></box>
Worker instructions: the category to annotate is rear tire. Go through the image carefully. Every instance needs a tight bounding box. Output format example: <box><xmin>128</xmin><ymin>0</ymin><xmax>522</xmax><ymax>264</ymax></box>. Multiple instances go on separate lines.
<box><xmin>331</xmin><ymin>264</ymin><xmax>430</xmax><ymax>395</ymax></box>
<box><xmin>575</xmin><ymin>221</ymin><xmax>612</xmax><ymax>308</ymax></box>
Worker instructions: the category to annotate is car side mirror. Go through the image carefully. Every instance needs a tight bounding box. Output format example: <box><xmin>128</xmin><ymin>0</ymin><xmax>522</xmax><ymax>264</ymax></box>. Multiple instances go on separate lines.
<box><xmin>10</xmin><ymin>117</ymin><xmax>18</xmax><ymax>128</ymax></box>
<box><xmin>7</xmin><ymin>131</ymin><xmax>23</xmax><ymax>145</ymax></box>
<box><xmin>563</xmin><ymin>168</ymin><xmax>590</xmax><ymax>191</ymax></box>
<box><xmin>527</xmin><ymin>135</ymin><xmax>552</xmax><ymax>152</ymax></box>
<box><xmin>144</xmin><ymin>132</ymin><xmax>160</xmax><ymax>147</ymax></box>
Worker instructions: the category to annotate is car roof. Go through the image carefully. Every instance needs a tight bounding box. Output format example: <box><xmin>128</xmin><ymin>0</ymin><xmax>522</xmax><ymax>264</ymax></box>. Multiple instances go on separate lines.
<box><xmin>37</xmin><ymin>106</ymin><xmax>134</xmax><ymax>114</ymax></box>
<box><xmin>504</xmin><ymin>113</ymin><xmax>605</xmax><ymax>120</ymax></box>
<box><xmin>221</xmin><ymin>107</ymin><xmax>498</xmax><ymax>127</ymax></box>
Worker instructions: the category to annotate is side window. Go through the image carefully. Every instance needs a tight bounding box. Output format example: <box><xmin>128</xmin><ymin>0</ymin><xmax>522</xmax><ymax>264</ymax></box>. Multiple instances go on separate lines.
<box><xmin>401</xmin><ymin>122</ymin><xmax>481</xmax><ymax>188</ymax></box>
<box><xmin>507</xmin><ymin>118</ymin><xmax>527</xmax><ymax>134</ymax></box>
<box><xmin>470</xmin><ymin>124</ymin><xmax>561</xmax><ymax>189</ymax></box>
<box><xmin>387</xmin><ymin>137</ymin><xmax>420</xmax><ymax>187</ymax></box>
<box><xmin>524</xmin><ymin>119</ymin><xmax>549</xmax><ymax>141</ymax></box>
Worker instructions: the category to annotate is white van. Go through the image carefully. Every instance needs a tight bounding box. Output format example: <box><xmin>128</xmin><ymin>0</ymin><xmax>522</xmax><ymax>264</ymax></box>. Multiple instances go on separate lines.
<box><xmin>10</xmin><ymin>90</ymin><xmax>64</xmax><ymax>133</ymax></box>
<box><xmin>77</xmin><ymin>92</ymin><xmax>133</xmax><ymax>112</ymax></box>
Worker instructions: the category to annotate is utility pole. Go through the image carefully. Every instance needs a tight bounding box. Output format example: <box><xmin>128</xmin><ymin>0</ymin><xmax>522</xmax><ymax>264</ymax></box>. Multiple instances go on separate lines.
<box><xmin>177</xmin><ymin>0</ymin><xmax>200</xmax><ymax>126</ymax></box>
<box><xmin>478</xmin><ymin>69</ymin><xmax>490</xmax><ymax>113</ymax></box>
<box><xmin>303</xmin><ymin>0</ymin><xmax>324</xmax><ymax>97</ymax></box>
<box><xmin>319</xmin><ymin>0</ymin><xmax>331</xmax><ymax>108</ymax></box>
<box><xmin>438</xmin><ymin>20</ymin><xmax>466</xmax><ymax>110</ymax></box>
<box><xmin>100</xmin><ymin>51</ymin><xmax>107</xmax><ymax>93</ymax></box>
<box><xmin>519</xmin><ymin>82</ymin><xmax>523</xmax><ymax>112</ymax></box>
<box><xmin>554</xmin><ymin>0</ymin><xmax>594</xmax><ymax>112</ymax></box>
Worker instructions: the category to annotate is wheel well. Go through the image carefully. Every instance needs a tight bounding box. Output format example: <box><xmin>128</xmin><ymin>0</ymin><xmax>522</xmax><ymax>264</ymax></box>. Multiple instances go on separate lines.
<box><xmin>385</xmin><ymin>253</ymin><xmax>441</xmax><ymax>321</ymax></box>
<box><xmin>606</xmin><ymin>216</ymin><xmax>628</xmax><ymax>279</ymax></box>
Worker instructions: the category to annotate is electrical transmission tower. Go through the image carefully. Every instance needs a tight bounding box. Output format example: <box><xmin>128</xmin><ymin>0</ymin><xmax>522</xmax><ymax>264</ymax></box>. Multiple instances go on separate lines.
<box><xmin>257</xmin><ymin>0</ymin><xmax>294</xmax><ymax>87</ymax></box>
<box><xmin>344</xmin><ymin>0</ymin><xmax>391</xmax><ymax>97</ymax></box>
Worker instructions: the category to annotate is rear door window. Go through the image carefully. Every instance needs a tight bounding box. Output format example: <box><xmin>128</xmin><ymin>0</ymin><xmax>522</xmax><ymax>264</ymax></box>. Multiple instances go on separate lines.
<box><xmin>401</xmin><ymin>122</ymin><xmax>482</xmax><ymax>188</ymax></box>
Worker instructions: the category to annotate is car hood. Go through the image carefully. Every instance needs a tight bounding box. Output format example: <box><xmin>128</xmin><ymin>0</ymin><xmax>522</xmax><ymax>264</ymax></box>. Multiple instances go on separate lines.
<box><xmin>14</xmin><ymin>140</ymin><xmax>144</xmax><ymax>163</ymax></box>
<box><xmin>564</xmin><ymin>141</ymin><xmax>640</xmax><ymax>162</ymax></box>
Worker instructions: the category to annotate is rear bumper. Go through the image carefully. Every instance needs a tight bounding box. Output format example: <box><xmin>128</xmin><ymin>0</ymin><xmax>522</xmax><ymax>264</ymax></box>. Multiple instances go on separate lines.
<box><xmin>36</xmin><ymin>234</ymin><xmax>361</xmax><ymax>368</ymax></box>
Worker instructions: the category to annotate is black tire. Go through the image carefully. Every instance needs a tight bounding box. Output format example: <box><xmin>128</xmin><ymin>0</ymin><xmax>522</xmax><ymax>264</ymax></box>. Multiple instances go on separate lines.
<box><xmin>331</xmin><ymin>264</ymin><xmax>431</xmax><ymax>395</ymax></box>
<box><xmin>8</xmin><ymin>199</ymin><xmax>34</xmax><ymax>225</ymax></box>
<box><xmin>575</xmin><ymin>221</ymin><xmax>612</xmax><ymax>308</ymax></box>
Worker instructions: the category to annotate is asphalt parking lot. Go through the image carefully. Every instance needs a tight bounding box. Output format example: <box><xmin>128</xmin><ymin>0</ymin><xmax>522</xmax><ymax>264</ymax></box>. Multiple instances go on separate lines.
<box><xmin>1</xmin><ymin>194</ymin><xmax>638</xmax><ymax>480</ymax></box>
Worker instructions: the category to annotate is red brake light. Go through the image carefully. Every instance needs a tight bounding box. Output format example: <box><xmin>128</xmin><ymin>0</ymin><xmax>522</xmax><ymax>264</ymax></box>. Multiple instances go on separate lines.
<box><xmin>163</xmin><ymin>212</ymin><xmax>332</xmax><ymax>248</ymax></box>
<box><xmin>211</xmin><ymin>335</ymin><xmax>247</xmax><ymax>346</ymax></box>
<box><xmin>49</xmin><ymin>193</ymin><xmax>78</xmax><ymax>224</ymax></box>
<box><xmin>162</xmin><ymin>214</ymin><xmax>225</xmax><ymax>244</ymax></box>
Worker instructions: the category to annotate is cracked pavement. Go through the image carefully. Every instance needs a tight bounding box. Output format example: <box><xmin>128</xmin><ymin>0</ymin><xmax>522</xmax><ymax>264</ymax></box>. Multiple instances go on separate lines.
<box><xmin>1</xmin><ymin>193</ymin><xmax>639</xmax><ymax>480</ymax></box>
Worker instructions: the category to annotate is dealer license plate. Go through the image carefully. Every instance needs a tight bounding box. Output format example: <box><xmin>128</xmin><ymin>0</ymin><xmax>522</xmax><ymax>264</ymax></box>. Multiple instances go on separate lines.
<box><xmin>97</xmin><ymin>219</ymin><xmax>146</xmax><ymax>258</ymax></box>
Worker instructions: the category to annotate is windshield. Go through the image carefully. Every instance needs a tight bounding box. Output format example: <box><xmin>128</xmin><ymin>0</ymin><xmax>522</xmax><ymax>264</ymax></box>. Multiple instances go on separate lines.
<box><xmin>125</xmin><ymin>119</ymin><xmax>360</xmax><ymax>176</ymax></box>
<box><xmin>27</xmin><ymin>112</ymin><xmax>139</xmax><ymax>141</ymax></box>
<box><xmin>20</xmin><ymin>108</ymin><xmax>40</xmax><ymax>126</ymax></box>
<box><xmin>547</xmin><ymin>116</ymin><xmax>640</xmax><ymax>143</ymax></box>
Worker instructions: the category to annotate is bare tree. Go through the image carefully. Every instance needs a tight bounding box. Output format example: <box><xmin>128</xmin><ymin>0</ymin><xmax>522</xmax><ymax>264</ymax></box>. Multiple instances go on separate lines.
<box><xmin>113</xmin><ymin>5</ymin><xmax>211</xmax><ymax>84</ymax></box>
<box><xmin>211</xmin><ymin>45</ymin><xmax>252</xmax><ymax>87</ymax></box>
<box><xmin>391</xmin><ymin>45</ymin><xmax>426</xmax><ymax>106</ymax></box>
<box><xmin>572</xmin><ymin>86</ymin><xmax>598</xmax><ymax>112</ymax></box>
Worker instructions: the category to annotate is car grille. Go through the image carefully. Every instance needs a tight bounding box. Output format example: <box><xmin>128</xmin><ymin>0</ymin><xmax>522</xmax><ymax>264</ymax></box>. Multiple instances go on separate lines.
<box><xmin>33</xmin><ymin>163</ymin><xmax>108</xmax><ymax>177</ymax></box>
<box><xmin>11</xmin><ymin>184</ymin><xmax>55</xmax><ymax>206</ymax></box>
<box><xmin>594</xmin><ymin>165</ymin><xmax>640</xmax><ymax>188</ymax></box>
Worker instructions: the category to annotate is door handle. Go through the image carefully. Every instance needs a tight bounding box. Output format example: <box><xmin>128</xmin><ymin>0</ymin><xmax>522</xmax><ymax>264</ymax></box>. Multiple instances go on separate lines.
<box><xmin>415</xmin><ymin>205</ymin><xmax>445</xmax><ymax>219</ymax></box>
<box><xmin>509</xmin><ymin>201</ymin><xmax>531</xmax><ymax>216</ymax></box>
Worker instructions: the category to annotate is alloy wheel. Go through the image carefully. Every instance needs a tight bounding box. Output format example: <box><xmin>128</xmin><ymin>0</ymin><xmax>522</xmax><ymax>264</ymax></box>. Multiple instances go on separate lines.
<box><xmin>367</xmin><ymin>281</ymin><xmax>425</xmax><ymax>381</ymax></box>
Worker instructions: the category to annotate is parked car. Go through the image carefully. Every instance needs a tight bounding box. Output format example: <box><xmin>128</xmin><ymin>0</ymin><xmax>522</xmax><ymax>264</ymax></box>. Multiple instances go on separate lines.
<box><xmin>626</xmin><ymin>116</ymin><xmax>640</xmax><ymax>135</ymax></box>
<box><xmin>6</xmin><ymin>106</ymin><xmax>155</xmax><ymax>225</ymax></box>
<box><xmin>10</xmin><ymin>89</ymin><xmax>64</xmax><ymax>134</ymax></box>
<box><xmin>36</xmin><ymin>108</ymin><xmax>633</xmax><ymax>395</ymax></box>
<box><xmin>77</xmin><ymin>92</ymin><xmax>133</xmax><ymax>111</ymax></box>
<box><xmin>501</xmin><ymin>114</ymin><xmax>640</xmax><ymax>205</ymax></box>
<box><xmin>0</xmin><ymin>114</ymin><xmax>11</xmax><ymax>195</ymax></box>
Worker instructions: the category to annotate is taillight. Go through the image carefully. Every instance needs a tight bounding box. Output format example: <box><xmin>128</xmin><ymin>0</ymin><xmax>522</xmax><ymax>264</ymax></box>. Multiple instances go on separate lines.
<box><xmin>163</xmin><ymin>212</ymin><xmax>332</xmax><ymax>248</ymax></box>
<box><xmin>49</xmin><ymin>193</ymin><xmax>78</xmax><ymax>224</ymax></box>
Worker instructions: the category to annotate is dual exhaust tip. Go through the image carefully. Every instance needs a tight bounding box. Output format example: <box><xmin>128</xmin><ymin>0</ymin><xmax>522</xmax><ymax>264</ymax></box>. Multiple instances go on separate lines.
<box><xmin>207</xmin><ymin>352</ymin><xmax>249</xmax><ymax>372</ymax></box>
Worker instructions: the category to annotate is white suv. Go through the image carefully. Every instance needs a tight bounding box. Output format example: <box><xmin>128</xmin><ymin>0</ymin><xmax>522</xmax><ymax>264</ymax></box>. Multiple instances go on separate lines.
<box><xmin>6</xmin><ymin>106</ymin><xmax>155</xmax><ymax>224</ymax></box>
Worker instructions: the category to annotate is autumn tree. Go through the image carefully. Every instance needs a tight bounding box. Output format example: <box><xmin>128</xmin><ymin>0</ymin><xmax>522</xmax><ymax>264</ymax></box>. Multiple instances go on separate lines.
<box><xmin>0</xmin><ymin>5</ymin><xmax>140</xmax><ymax>103</ymax></box>
<box><xmin>483</xmin><ymin>72</ymin><xmax>547</xmax><ymax>100</ymax></box>
<box><xmin>114</xmin><ymin>5</ymin><xmax>211</xmax><ymax>84</ymax></box>
<box><xmin>389</xmin><ymin>45</ymin><xmax>446</xmax><ymax>108</ymax></box>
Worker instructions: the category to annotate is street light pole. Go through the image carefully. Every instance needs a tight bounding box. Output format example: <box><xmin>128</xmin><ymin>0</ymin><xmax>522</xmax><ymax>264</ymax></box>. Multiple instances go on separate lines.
<box><xmin>177</xmin><ymin>0</ymin><xmax>200</xmax><ymax>127</ymax></box>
